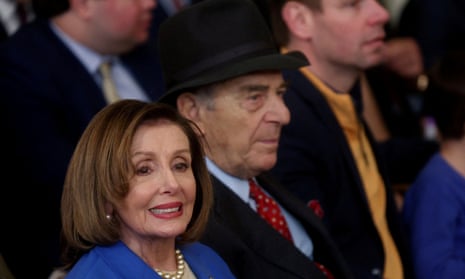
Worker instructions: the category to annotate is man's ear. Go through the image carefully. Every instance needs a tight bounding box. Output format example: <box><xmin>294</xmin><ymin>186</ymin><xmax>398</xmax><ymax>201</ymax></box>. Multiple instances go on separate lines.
<box><xmin>177</xmin><ymin>93</ymin><xmax>205</xmax><ymax>136</ymax></box>
<box><xmin>69</xmin><ymin>0</ymin><xmax>93</xmax><ymax>18</ymax></box>
<box><xmin>282</xmin><ymin>1</ymin><xmax>314</xmax><ymax>40</ymax></box>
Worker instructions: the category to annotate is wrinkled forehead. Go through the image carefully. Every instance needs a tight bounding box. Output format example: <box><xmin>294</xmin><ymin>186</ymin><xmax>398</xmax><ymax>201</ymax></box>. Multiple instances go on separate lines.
<box><xmin>214</xmin><ymin>70</ymin><xmax>285</xmax><ymax>92</ymax></box>
<box><xmin>191</xmin><ymin>70</ymin><xmax>284</xmax><ymax>102</ymax></box>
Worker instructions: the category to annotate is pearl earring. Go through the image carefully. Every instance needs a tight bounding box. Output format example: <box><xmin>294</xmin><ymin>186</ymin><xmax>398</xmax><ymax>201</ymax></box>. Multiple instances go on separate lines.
<box><xmin>106</xmin><ymin>214</ymin><xmax>112</xmax><ymax>220</ymax></box>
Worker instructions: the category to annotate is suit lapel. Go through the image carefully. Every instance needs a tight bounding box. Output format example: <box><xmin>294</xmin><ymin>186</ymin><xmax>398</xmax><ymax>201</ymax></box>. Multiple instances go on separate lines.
<box><xmin>0</xmin><ymin>22</ymin><xmax>7</xmax><ymax>42</ymax></box>
<box><xmin>258</xmin><ymin>173</ymin><xmax>355</xmax><ymax>278</ymax></box>
<box><xmin>121</xmin><ymin>42</ymin><xmax>165</xmax><ymax>101</ymax></box>
<box><xmin>257</xmin><ymin>173</ymin><xmax>329</xmax><ymax>237</ymax></box>
<box><xmin>285</xmin><ymin>70</ymin><xmax>371</xmax><ymax>208</ymax></box>
<box><xmin>210</xmin><ymin>175</ymin><xmax>318</xmax><ymax>278</ymax></box>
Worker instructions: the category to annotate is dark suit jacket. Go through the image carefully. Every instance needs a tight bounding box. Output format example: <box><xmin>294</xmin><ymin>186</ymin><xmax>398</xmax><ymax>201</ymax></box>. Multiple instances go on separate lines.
<box><xmin>0</xmin><ymin>22</ymin><xmax>7</xmax><ymax>42</ymax></box>
<box><xmin>200</xmin><ymin>173</ymin><xmax>354</xmax><ymax>279</ymax></box>
<box><xmin>270</xmin><ymin>70</ymin><xmax>413</xmax><ymax>279</ymax></box>
<box><xmin>0</xmin><ymin>19</ymin><xmax>164</xmax><ymax>279</ymax></box>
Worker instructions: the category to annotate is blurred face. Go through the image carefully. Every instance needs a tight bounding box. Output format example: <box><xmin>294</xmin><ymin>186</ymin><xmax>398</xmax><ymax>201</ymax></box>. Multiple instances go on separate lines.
<box><xmin>196</xmin><ymin>71</ymin><xmax>290</xmax><ymax>179</ymax></box>
<box><xmin>89</xmin><ymin>0</ymin><xmax>156</xmax><ymax>52</ymax></box>
<box><xmin>310</xmin><ymin>0</ymin><xmax>389</xmax><ymax>69</ymax></box>
<box><xmin>116</xmin><ymin>120</ymin><xmax>196</xmax><ymax>245</ymax></box>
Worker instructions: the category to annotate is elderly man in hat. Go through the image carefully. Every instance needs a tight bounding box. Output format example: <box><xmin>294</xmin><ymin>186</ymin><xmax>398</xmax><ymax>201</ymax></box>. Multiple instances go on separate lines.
<box><xmin>157</xmin><ymin>0</ymin><xmax>354</xmax><ymax>278</ymax></box>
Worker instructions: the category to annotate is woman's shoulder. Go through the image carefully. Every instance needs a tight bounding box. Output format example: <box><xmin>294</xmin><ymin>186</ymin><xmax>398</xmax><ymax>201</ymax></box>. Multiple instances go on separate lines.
<box><xmin>181</xmin><ymin>242</ymin><xmax>236</xmax><ymax>278</ymax></box>
<box><xmin>181</xmin><ymin>242</ymin><xmax>221</xmax><ymax>258</ymax></box>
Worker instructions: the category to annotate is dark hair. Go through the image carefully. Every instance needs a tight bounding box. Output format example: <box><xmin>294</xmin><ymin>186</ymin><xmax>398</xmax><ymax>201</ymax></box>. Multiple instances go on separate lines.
<box><xmin>269</xmin><ymin>0</ymin><xmax>321</xmax><ymax>46</ymax></box>
<box><xmin>60</xmin><ymin>100</ymin><xmax>213</xmax><ymax>270</ymax></box>
<box><xmin>426</xmin><ymin>50</ymin><xmax>465</xmax><ymax>139</ymax></box>
<box><xmin>32</xmin><ymin>0</ymin><xmax>69</xmax><ymax>18</ymax></box>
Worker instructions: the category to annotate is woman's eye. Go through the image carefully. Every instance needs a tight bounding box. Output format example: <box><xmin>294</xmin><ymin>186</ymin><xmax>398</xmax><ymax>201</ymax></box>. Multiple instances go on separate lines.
<box><xmin>174</xmin><ymin>162</ymin><xmax>189</xmax><ymax>172</ymax></box>
<box><xmin>136</xmin><ymin>165</ymin><xmax>151</xmax><ymax>175</ymax></box>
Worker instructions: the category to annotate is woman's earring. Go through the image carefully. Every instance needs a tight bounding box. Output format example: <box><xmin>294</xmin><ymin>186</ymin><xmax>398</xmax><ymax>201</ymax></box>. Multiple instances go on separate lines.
<box><xmin>106</xmin><ymin>214</ymin><xmax>112</xmax><ymax>220</ymax></box>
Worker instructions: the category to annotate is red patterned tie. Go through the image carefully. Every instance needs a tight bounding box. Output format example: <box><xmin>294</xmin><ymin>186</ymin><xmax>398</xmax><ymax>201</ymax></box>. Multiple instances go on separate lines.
<box><xmin>249</xmin><ymin>179</ymin><xmax>293</xmax><ymax>242</ymax></box>
<box><xmin>249</xmin><ymin>179</ymin><xmax>335</xmax><ymax>279</ymax></box>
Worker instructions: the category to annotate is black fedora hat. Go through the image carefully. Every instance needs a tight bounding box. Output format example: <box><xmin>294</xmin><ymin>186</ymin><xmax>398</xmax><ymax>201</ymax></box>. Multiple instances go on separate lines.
<box><xmin>157</xmin><ymin>0</ymin><xmax>309</xmax><ymax>104</ymax></box>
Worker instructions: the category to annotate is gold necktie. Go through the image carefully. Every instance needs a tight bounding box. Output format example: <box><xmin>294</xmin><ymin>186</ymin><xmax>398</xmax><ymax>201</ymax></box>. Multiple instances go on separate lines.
<box><xmin>99</xmin><ymin>61</ymin><xmax>119</xmax><ymax>104</ymax></box>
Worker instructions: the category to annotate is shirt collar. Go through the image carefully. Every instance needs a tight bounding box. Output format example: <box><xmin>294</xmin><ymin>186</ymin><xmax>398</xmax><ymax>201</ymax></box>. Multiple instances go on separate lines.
<box><xmin>205</xmin><ymin>157</ymin><xmax>250</xmax><ymax>202</ymax></box>
<box><xmin>49</xmin><ymin>21</ymin><xmax>116</xmax><ymax>75</ymax></box>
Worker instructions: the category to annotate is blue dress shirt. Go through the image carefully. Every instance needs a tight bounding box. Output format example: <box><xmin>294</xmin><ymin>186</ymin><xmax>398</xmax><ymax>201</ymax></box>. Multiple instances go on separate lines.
<box><xmin>205</xmin><ymin>157</ymin><xmax>314</xmax><ymax>259</ymax></box>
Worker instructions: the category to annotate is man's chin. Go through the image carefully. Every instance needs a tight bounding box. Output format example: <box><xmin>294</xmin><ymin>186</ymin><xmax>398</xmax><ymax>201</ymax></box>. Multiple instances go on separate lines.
<box><xmin>359</xmin><ymin>58</ymin><xmax>383</xmax><ymax>71</ymax></box>
<box><xmin>255</xmin><ymin>156</ymin><xmax>277</xmax><ymax>172</ymax></box>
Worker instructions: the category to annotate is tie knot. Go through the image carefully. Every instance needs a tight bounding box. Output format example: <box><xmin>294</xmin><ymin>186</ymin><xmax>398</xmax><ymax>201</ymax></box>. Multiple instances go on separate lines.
<box><xmin>99</xmin><ymin>61</ymin><xmax>112</xmax><ymax>75</ymax></box>
<box><xmin>248</xmin><ymin>179</ymin><xmax>262</xmax><ymax>199</ymax></box>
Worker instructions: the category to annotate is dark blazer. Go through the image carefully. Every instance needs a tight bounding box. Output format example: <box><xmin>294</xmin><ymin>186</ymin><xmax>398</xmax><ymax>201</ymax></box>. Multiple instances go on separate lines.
<box><xmin>0</xmin><ymin>22</ymin><xmax>7</xmax><ymax>42</ymax></box>
<box><xmin>0</xmin><ymin>19</ymin><xmax>164</xmax><ymax>279</ymax></box>
<box><xmin>271</xmin><ymin>70</ymin><xmax>413</xmax><ymax>279</ymax></box>
<box><xmin>200</xmin><ymin>173</ymin><xmax>354</xmax><ymax>279</ymax></box>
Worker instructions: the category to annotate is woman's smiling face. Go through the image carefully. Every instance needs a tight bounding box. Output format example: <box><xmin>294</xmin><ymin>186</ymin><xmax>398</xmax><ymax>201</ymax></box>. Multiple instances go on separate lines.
<box><xmin>116</xmin><ymin>120</ymin><xmax>196</xmax><ymax>243</ymax></box>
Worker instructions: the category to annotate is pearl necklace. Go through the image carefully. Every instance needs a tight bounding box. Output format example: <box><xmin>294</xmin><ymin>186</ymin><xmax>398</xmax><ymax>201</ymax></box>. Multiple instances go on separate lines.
<box><xmin>154</xmin><ymin>249</ymin><xmax>185</xmax><ymax>279</ymax></box>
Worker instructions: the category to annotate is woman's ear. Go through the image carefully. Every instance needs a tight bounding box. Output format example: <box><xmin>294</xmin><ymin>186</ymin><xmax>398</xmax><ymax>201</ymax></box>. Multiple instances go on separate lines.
<box><xmin>104</xmin><ymin>202</ymin><xmax>114</xmax><ymax>218</ymax></box>
<box><xmin>282</xmin><ymin>1</ymin><xmax>315</xmax><ymax>40</ymax></box>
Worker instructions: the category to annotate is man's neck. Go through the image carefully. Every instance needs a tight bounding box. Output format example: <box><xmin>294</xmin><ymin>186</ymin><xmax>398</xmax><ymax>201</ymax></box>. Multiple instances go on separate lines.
<box><xmin>285</xmin><ymin>44</ymin><xmax>359</xmax><ymax>92</ymax></box>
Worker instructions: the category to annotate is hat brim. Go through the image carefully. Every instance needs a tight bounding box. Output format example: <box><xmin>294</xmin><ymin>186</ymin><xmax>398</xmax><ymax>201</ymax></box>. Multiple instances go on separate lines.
<box><xmin>158</xmin><ymin>51</ymin><xmax>309</xmax><ymax>104</ymax></box>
